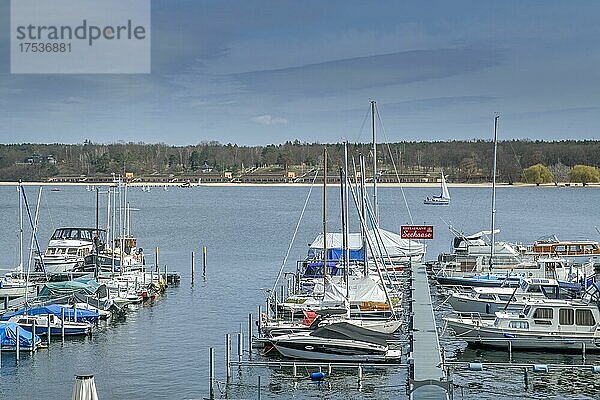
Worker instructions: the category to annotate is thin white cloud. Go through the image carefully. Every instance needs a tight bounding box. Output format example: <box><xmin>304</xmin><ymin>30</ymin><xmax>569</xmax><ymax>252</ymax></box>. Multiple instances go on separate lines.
<box><xmin>251</xmin><ymin>114</ymin><xmax>288</xmax><ymax>125</ymax></box>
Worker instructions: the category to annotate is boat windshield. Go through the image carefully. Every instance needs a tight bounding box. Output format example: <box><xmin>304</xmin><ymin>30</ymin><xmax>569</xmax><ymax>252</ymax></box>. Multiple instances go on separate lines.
<box><xmin>51</xmin><ymin>228</ymin><xmax>106</xmax><ymax>242</ymax></box>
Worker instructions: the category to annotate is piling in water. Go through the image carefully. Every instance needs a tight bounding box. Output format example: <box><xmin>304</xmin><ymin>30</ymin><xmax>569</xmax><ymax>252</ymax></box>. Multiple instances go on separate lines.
<box><xmin>61</xmin><ymin>307</ymin><xmax>65</xmax><ymax>340</ymax></box>
<box><xmin>209</xmin><ymin>347</ymin><xmax>215</xmax><ymax>400</ymax></box>
<box><xmin>15</xmin><ymin>325</ymin><xmax>20</xmax><ymax>361</ymax></box>
<box><xmin>203</xmin><ymin>246</ymin><xmax>207</xmax><ymax>276</ymax></box>
<box><xmin>225</xmin><ymin>333</ymin><xmax>231</xmax><ymax>380</ymax></box>
<box><xmin>191</xmin><ymin>251</ymin><xmax>195</xmax><ymax>285</ymax></box>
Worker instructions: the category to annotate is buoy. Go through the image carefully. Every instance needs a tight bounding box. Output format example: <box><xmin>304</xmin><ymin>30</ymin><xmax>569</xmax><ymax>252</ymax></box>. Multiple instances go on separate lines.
<box><xmin>310</xmin><ymin>371</ymin><xmax>327</xmax><ymax>381</ymax></box>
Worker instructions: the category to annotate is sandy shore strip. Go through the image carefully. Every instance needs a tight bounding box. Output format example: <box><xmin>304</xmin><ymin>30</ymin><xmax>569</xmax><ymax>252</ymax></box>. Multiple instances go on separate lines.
<box><xmin>0</xmin><ymin>181</ymin><xmax>594</xmax><ymax>188</ymax></box>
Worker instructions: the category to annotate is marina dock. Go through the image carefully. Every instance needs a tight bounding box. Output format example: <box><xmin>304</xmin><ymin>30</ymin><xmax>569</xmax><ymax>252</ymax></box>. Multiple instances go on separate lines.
<box><xmin>409</xmin><ymin>262</ymin><xmax>450</xmax><ymax>400</ymax></box>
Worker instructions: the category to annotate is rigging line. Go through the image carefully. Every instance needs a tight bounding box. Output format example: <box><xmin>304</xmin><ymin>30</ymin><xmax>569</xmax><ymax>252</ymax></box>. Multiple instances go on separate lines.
<box><xmin>270</xmin><ymin>168</ymin><xmax>319</xmax><ymax>297</ymax></box>
<box><xmin>356</xmin><ymin>105</ymin><xmax>372</xmax><ymax>144</ymax></box>
<box><xmin>375</xmin><ymin>104</ymin><xmax>414</xmax><ymax>225</ymax></box>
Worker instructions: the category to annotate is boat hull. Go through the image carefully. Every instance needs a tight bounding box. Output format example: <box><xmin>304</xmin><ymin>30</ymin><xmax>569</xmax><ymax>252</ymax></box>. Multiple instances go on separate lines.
<box><xmin>446</xmin><ymin>318</ymin><xmax>600</xmax><ymax>352</ymax></box>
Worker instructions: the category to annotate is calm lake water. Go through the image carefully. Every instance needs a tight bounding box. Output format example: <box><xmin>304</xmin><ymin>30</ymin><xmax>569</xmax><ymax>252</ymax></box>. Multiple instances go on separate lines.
<box><xmin>0</xmin><ymin>184</ymin><xmax>599</xmax><ymax>399</ymax></box>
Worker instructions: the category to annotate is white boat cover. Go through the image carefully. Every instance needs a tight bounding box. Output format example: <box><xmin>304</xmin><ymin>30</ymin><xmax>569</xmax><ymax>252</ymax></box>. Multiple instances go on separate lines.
<box><xmin>309</xmin><ymin>229</ymin><xmax>426</xmax><ymax>258</ymax></box>
<box><xmin>312</xmin><ymin>275</ymin><xmax>388</xmax><ymax>304</ymax></box>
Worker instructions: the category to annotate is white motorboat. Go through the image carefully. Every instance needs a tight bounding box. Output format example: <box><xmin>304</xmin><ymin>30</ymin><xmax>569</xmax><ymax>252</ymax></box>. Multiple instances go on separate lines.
<box><xmin>262</xmin><ymin>310</ymin><xmax>401</xmax><ymax>337</ymax></box>
<box><xmin>35</xmin><ymin>227</ymin><xmax>105</xmax><ymax>274</ymax></box>
<box><xmin>445</xmin><ymin>283</ymin><xmax>600</xmax><ymax>352</ymax></box>
<box><xmin>270</xmin><ymin>322</ymin><xmax>401</xmax><ymax>362</ymax></box>
<box><xmin>447</xmin><ymin>277</ymin><xmax>568</xmax><ymax>315</ymax></box>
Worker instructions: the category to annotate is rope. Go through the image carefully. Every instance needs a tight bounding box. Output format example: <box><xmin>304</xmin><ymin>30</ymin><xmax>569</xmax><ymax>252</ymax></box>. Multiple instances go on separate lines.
<box><xmin>375</xmin><ymin>105</ymin><xmax>414</xmax><ymax>225</ymax></box>
<box><xmin>270</xmin><ymin>169</ymin><xmax>319</xmax><ymax>296</ymax></box>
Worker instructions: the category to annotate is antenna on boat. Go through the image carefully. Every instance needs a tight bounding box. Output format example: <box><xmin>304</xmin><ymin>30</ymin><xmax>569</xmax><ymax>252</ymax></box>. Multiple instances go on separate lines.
<box><xmin>490</xmin><ymin>114</ymin><xmax>500</xmax><ymax>272</ymax></box>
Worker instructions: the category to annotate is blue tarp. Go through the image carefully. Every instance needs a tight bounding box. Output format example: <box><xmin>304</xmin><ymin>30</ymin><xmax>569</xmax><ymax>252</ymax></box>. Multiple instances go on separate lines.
<box><xmin>1</xmin><ymin>304</ymin><xmax>99</xmax><ymax>323</ymax></box>
<box><xmin>0</xmin><ymin>322</ymin><xmax>40</xmax><ymax>349</ymax></box>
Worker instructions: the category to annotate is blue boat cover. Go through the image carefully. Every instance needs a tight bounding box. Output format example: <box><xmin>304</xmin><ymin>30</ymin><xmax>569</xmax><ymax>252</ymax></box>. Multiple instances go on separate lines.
<box><xmin>0</xmin><ymin>322</ymin><xmax>40</xmax><ymax>349</ymax></box>
<box><xmin>1</xmin><ymin>304</ymin><xmax>99</xmax><ymax>323</ymax></box>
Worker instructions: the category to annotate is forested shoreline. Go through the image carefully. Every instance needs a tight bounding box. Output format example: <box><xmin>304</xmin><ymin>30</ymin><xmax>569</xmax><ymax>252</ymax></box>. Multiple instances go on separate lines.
<box><xmin>1</xmin><ymin>139</ymin><xmax>599</xmax><ymax>184</ymax></box>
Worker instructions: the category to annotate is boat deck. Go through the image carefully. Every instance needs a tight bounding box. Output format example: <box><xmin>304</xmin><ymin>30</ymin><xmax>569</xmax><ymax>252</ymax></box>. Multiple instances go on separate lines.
<box><xmin>410</xmin><ymin>262</ymin><xmax>448</xmax><ymax>400</ymax></box>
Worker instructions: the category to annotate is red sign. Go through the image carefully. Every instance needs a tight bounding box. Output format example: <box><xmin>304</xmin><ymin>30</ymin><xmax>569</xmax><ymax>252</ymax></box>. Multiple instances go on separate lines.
<box><xmin>401</xmin><ymin>225</ymin><xmax>434</xmax><ymax>239</ymax></box>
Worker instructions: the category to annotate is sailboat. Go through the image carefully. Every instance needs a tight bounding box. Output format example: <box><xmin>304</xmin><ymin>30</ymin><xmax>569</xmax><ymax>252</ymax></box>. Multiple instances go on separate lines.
<box><xmin>424</xmin><ymin>170</ymin><xmax>450</xmax><ymax>205</ymax></box>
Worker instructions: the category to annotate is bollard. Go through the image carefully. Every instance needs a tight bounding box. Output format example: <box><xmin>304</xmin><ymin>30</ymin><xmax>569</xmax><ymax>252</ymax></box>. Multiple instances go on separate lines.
<box><xmin>15</xmin><ymin>325</ymin><xmax>20</xmax><ymax>361</ymax></box>
<box><xmin>61</xmin><ymin>308</ymin><xmax>65</xmax><ymax>340</ymax></box>
<box><xmin>508</xmin><ymin>341</ymin><xmax>512</xmax><ymax>362</ymax></box>
<box><xmin>583</xmin><ymin>342</ymin><xmax>587</xmax><ymax>361</ymax></box>
<box><xmin>31</xmin><ymin>320</ymin><xmax>36</xmax><ymax>354</ymax></box>
<box><xmin>328</xmin><ymin>363</ymin><xmax>332</xmax><ymax>376</ymax></box>
<box><xmin>203</xmin><ymin>246</ymin><xmax>207</xmax><ymax>276</ymax></box>
<box><xmin>523</xmin><ymin>367</ymin><xmax>528</xmax><ymax>389</ymax></box>
<box><xmin>225</xmin><ymin>334</ymin><xmax>231</xmax><ymax>380</ymax></box>
<box><xmin>191</xmin><ymin>251</ymin><xmax>195</xmax><ymax>285</ymax></box>
<box><xmin>47</xmin><ymin>314</ymin><xmax>51</xmax><ymax>344</ymax></box>
<box><xmin>258</xmin><ymin>375</ymin><xmax>261</xmax><ymax>400</ymax></box>
<box><xmin>292</xmin><ymin>362</ymin><xmax>297</xmax><ymax>377</ymax></box>
<box><xmin>209</xmin><ymin>347</ymin><xmax>215</xmax><ymax>400</ymax></box>
<box><xmin>237</xmin><ymin>332</ymin><xmax>242</xmax><ymax>363</ymax></box>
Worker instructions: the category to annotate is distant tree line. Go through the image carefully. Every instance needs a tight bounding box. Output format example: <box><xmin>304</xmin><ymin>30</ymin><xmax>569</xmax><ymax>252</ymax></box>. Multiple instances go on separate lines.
<box><xmin>1</xmin><ymin>139</ymin><xmax>600</xmax><ymax>183</ymax></box>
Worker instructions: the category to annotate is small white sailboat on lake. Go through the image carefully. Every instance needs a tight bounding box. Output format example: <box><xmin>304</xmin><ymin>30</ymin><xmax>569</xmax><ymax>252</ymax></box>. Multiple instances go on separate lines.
<box><xmin>424</xmin><ymin>170</ymin><xmax>450</xmax><ymax>205</ymax></box>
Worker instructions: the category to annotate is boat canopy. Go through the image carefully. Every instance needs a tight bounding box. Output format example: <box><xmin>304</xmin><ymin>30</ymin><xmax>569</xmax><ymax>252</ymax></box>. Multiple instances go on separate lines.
<box><xmin>310</xmin><ymin>322</ymin><xmax>395</xmax><ymax>347</ymax></box>
<box><xmin>0</xmin><ymin>322</ymin><xmax>39</xmax><ymax>349</ymax></box>
<box><xmin>308</xmin><ymin>229</ymin><xmax>426</xmax><ymax>261</ymax></box>
<box><xmin>1</xmin><ymin>304</ymin><xmax>100</xmax><ymax>323</ymax></box>
<box><xmin>314</xmin><ymin>275</ymin><xmax>388</xmax><ymax>304</ymax></box>
<box><xmin>38</xmin><ymin>279</ymin><xmax>99</xmax><ymax>298</ymax></box>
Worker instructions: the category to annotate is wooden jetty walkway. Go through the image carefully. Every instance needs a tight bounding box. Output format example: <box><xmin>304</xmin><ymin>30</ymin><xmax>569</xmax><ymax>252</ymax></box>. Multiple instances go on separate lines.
<box><xmin>409</xmin><ymin>262</ymin><xmax>451</xmax><ymax>399</ymax></box>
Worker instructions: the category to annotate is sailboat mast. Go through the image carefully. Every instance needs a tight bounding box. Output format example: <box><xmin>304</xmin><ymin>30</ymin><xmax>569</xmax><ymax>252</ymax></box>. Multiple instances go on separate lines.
<box><xmin>18</xmin><ymin>181</ymin><xmax>23</xmax><ymax>273</ymax></box>
<box><xmin>360</xmin><ymin>155</ymin><xmax>368</xmax><ymax>275</ymax></box>
<box><xmin>343</xmin><ymin>143</ymin><xmax>350</xmax><ymax>310</ymax></box>
<box><xmin>323</xmin><ymin>148</ymin><xmax>328</xmax><ymax>281</ymax></box>
<box><xmin>490</xmin><ymin>115</ymin><xmax>499</xmax><ymax>271</ymax></box>
<box><xmin>371</xmin><ymin>101</ymin><xmax>379</xmax><ymax>225</ymax></box>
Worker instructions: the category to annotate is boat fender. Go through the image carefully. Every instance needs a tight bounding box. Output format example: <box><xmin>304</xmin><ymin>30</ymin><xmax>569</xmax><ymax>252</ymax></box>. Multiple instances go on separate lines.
<box><xmin>261</xmin><ymin>313</ymin><xmax>269</xmax><ymax>324</ymax></box>
<box><xmin>592</xmin><ymin>366</ymin><xmax>600</xmax><ymax>374</ymax></box>
<box><xmin>532</xmin><ymin>364</ymin><xmax>548</xmax><ymax>373</ymax></box>
<box><xmin>310</xmin><ymin>372</ymin><xmax>326</xmax><ymax>381</ymax></box>
<box><xmin>468</xmin><ymin>363</ymin><xmax>483</xmax><ymax>371</ymax></box>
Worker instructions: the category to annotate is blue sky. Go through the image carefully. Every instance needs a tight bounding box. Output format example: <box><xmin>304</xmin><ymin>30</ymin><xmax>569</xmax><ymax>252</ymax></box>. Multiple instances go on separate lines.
<box><xmin>1</xmin><ymin>0</ymin><xmax>599</xmax><ymax>145</ymax></box>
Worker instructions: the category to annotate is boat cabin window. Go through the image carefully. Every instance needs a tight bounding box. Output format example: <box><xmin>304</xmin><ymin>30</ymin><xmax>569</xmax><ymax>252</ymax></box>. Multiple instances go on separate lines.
<box><xmin>523</xmin><ymin>305</ymin><xmax>531</xmax><ymax>316</ymax></box>
<box><xmin>541</xmin><ymin>286</ymin><xmax>558</xmax><ymax>299</ymax></box>
<box><xmin>68</xmin><ymin>248</ymin><xmax>78</xmax><ymax>255</ymax></box>
<box><xmin>478</xmin><ymin>294</ymin><xmax>495</xmax><ymax>300</ymax></box>
<box><xmin>498</xmin><ymin>294</ymin><xmax>515</xmax><ymax>302</ymax></box>
<box><xmin>554</xmin><ymin>245</ymin><xmax>566</xmax><ymax>253</ymax></box>
<box><xmin>509</xmin><ymin>320</ymin><xmax>529</xmax><ymax>329</ymax></box>
<box><xmin>527</xmin><ymin>285</ymin><xmax>542</xmax><ymax>293</ymax></box>
<box><xmin>533</xmin><ymin>307</ymin><xmax>553</xmax><ymax>325</ymax></box>
<box><xmin>584</xmin><ymin>244</ymin><xmax>596</xmax><ymax>253</ymax></box>
<box><xmin>46</xmin><ymin>247</ymin><xmax>57</xmax><ymax>255</ymax></box>
<box><xmin>559</xmin><ymin>308</ymin><xmax>574</xmax><ymax>325</ymax></box>
<box><xmin>575</xmin><ymin>309</ymin><xmax>596</xmax><ymax>326</ymax></box>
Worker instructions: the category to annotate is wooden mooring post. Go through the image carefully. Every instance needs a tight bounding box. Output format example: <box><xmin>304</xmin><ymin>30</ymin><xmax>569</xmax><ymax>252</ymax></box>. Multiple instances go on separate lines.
<box><xmin>191</xmin><ymin>251</ymin><xmax>195</xmax><ymax>285</ymax></box>
<box><xmin>203</xmin><ymin>246</ymin><xmax>207</xmax><ymax>277</ymax></box>
<box><xmin>15</xmin><ymin>325</ymin><xmax>20</xmax><ymax>361</ymax></box>
<box><xmin>248</xmin><ymin>313</ymin><xmax>253</xmax><ymax>359</ymax></box>
<box><xmin>225</xmin><ymin>333</ymin><xmax>231</xmax><ymax>380</ymax></box>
